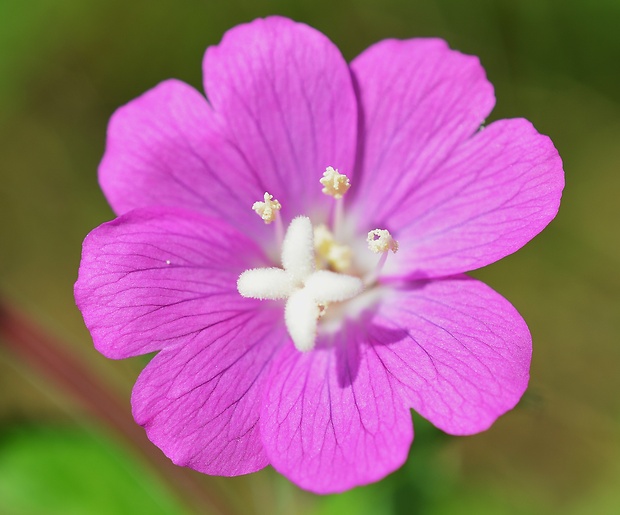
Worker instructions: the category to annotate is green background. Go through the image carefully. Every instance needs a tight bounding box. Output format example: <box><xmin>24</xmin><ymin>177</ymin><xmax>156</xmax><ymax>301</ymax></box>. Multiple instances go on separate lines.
<box><xmin>1</xmin><ymin>0</ymin><xmax>619</xmax><ymax>513</ymax></box>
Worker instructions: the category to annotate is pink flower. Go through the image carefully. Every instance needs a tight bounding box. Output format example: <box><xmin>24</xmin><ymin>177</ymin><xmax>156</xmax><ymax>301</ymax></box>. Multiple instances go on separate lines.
<box><xmin>75</xmin><ymin>17</ymin><xmax>564</xmax><ymax>493</ymax></box>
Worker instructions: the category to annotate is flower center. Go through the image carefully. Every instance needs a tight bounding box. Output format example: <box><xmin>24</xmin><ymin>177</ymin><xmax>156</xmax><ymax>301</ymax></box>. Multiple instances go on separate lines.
<box><xmin>237</xmin><ymin>168</ymin><xmax>397</xmax><ymax>352</ymax></box>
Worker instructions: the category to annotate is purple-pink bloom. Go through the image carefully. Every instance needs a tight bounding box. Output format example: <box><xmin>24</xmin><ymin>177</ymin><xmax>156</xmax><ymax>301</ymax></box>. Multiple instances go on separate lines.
<box><xmin>75</xmin><ymin>17</ymin><xmax>564</xmax><ymax>493</ymax></box>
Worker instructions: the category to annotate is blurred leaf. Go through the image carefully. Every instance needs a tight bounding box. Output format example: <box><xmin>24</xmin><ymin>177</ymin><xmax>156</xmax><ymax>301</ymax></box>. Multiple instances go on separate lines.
<box><xmin>0</xmin><ymin>425</ymin><xmax>186</xmax><ymax>515</ymax></box>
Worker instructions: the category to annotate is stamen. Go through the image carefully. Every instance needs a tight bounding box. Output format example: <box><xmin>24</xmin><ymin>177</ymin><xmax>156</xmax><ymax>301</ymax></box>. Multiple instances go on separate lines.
<box><xmin>252</xmin><ymin>192</ymin><xmax>281</xmax><ymax>224</ymax></box>
<box><xmin>320</xmin><ymin>166</ymin><xmax>351</xmax><ymax>199</ymax></box>
<box><xmin>314</xmin><ymin>224</ymin><xmax>332</xmax><ymax>257</ymax></box>
<box><xmin>333</xmin><ymin>193</ymin><xmax>345</xmax><ymax>238</ymax></box>
<box><xmin>367</xmin><ymin>229</ymin><xmax>399</xmax><ymax>254</ymax></box>
<box><xmin>314</xmin><ymin>224</ymin><xmax>352</xmax><ymax>272</ymax></box>
<box><xmin>364</xmin><ymin>229</ymin><xmax>398</xmax><ymax>286</ymax></box>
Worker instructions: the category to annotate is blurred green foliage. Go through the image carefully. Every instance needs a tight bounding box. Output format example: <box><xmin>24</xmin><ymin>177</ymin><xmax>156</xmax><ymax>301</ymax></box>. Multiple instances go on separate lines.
<box><xmin>0</xmin><ymin>426</ymin><xmax>185</xmax><ymax>515</ymax></box>
<box><xmin>1</xmin><ymin>0</ymin><xmax>619</xmax><ymax>514</ymax></box>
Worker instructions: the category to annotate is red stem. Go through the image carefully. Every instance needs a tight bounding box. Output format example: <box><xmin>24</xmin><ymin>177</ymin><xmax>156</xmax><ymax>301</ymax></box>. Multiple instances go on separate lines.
<box><xmin>0</xmin><ymin>298</ymin><xmax>235</xmax><ymax>515</ymax></box>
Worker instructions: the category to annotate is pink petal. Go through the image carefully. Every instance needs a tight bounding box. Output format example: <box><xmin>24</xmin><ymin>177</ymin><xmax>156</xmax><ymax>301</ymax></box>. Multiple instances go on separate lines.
<box><xmin>99</xmin><ymin>80</ymin><xmax>271</xmax><ymax>239</ymax></box>
<box><xmin>349</xmin><ymin>38</ymin><xmax>495</xmax><ymax>229</ymax></box>
<box><xmin>203</xmin><ymin>16</ymin><xmax>357</xmax><ymax>219</ymax></box>
<box><xmin>371</xmin><ymin>276</ymin><xmax>531</xmax><ymax>435</ymax></box>
<box><xmin>384</xmin><ymin>119</ymin><xmax>564</xmax><ymax>278</ymax></box>
<box><xmin>132</xmin><ymin>307</ymin><xmax>286</xmax><ymax>476</ymax></box>
<box><xmin>261</xmin><ymin>329</ymin><xmax>413</xmax><ymax>493</ymax></box>
<box><xmin>349</xmin><ymin>38</ymin><xmax>563</xmax><ymax>278</ymax></box>
<box><xmin>75</xmin><ymin>207</ymin><xmax>267</xmax><ymax>359</ymax></box>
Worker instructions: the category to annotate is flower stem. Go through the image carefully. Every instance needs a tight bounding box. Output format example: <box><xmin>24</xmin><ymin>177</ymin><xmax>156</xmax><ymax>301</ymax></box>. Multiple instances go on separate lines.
<box><xmin>0</xmin><ymin>297</ymin><xmax>236</xmax><ymax>515</ymax></box>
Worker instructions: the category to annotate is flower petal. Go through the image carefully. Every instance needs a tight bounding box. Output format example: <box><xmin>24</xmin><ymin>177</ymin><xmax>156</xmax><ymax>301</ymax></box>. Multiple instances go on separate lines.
<box><xmin>203</xmin><ymin>16</ymin><xmax>357</xmax><ymax>218</ymax></box>
<box><xmin>370</xmin><ymin>276</ymin><xmax>531</xmax><ymax>435</ymax></box>
<box><xmin>385</xmin><ymin>119</ymin><xmax>564</xmax><ymax>278</ymax></box>
<box><xmin>75</xmin><ymin>207</ymin><xmax>267</xmax><ymax>359</ymax></box>
<box><xmin>350</xmin><ymin>38</ymin><xmax>495</xmax><ymax>227</ymax></box>
<box><xmin>349</xmin><ymin>39</ymin><xmax>563</xmax><ymax>278</ymax></box>
<box><xmin>99</xmin><ymin>79</ymin><xmax>272</xmax><ymax>239</ymax></box>
<box><xmin>261</xmin><ymin>331</ymin><xmax>413</xmax><ymax>493</ymax></box>
<box><xmin>132</xmin><ymin>307</ymin><xmax>286</xmax><ymax>476</ymax></box>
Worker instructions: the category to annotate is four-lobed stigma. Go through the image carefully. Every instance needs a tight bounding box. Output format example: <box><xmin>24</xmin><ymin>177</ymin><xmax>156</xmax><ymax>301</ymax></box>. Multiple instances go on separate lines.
<box><xmin>238</xmin><ymin>167</ymin><xmax>398</xmax><ymax>352</ymax></box>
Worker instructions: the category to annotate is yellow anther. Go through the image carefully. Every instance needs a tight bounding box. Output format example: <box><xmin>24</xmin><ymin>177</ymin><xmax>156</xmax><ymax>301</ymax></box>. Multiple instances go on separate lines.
<box><xmin>314</xmin><ymin>224</ymin><xmax>333</xmax><ymax>257</ymax></box>
<box><xmin>320</xmin><ymin>166</ymin><xmax>351</xmax><ymax>199</ymax></box>
<box><xmin>252</xmin><ymin>192</ymin><xmax>281</xmax><ymax>224</ymax></box>
<box><xmin>367</xmin><ymin>229</ymin><xmax>399</xmax><ymax>254</ymax></box>
<box><xmin>314</xmin><ymin>224</ymin><xmax>352</xmax><ymax>272</ymax></box>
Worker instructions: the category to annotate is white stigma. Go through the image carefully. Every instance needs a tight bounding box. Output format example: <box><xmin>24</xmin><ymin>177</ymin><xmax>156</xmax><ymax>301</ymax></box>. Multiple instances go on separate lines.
<box><xmin>237</xmin><ymin>268</ymin><xmax>293</xmax><ymax>299</ymax></box>
<box><xmin>238</xmin><ymin>216</ymin><xmax>363</xmax><ymax>352</ymax></box>
<box><xmin>281</xmin><ymin>216</ymin><xmax>315</xmax><ymax>283</ymax></box>
<box><xmin>252</xmin><ymin>192</ymin><xmax>281</xmax><ymax>224</ymax></box>
<box><xmin>320</xmin><ymin>166</ymin><xmax>351</xmax><ymax>199</ymax></box>
<box><xmin>367</xmin><ymin>229</ymin><xmax>399</xmax><ymax>254</ymax></box>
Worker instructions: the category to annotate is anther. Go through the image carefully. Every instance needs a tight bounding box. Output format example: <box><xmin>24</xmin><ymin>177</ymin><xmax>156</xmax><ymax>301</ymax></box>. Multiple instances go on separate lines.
<box><xmin>252</xmin><ymin>192</ymin><xmax>281</xmax><ymax>224</ymax></box>
<box><xmin>367</xmin><ymin>229</ymin><xmax>399</xmax><ymax>254</ymax></box>
<box><xmin>320</xmin><ymin>166</ymin><xmax>351</xmax><ymax>199</ymax></box>
<box><xmin>314</xmin><ymin>224</ymin><xmax>352</xmax><ymax>272</ymax></box>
